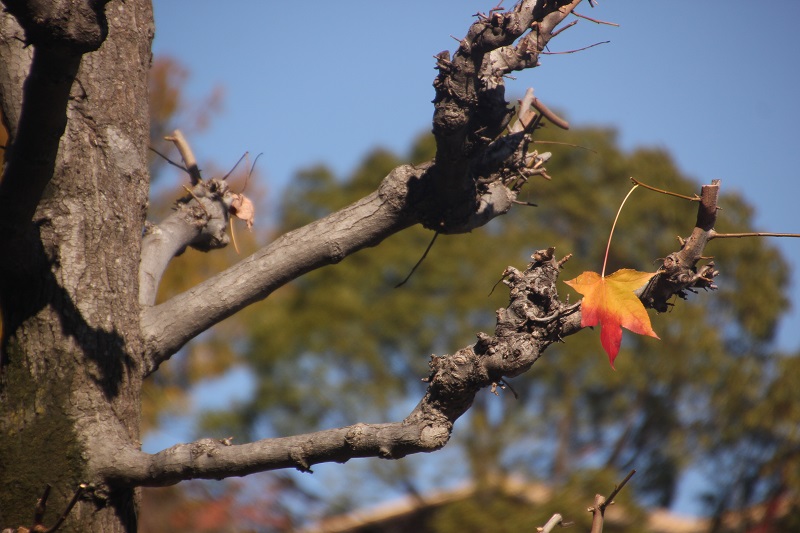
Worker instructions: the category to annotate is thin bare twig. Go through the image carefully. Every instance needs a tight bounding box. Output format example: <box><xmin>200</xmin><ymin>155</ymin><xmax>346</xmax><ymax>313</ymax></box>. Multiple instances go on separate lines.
<box><xmin>630</xmin><ymin>177</ymin><xmax>700</xmax><ymax>201</ymax></box>
<box><xmin>181</xmin><ymin>185</ymin><xmax>210</xmax><ymax>217</ymax></box>
<box><xmin>164</xmin><ymin>129</ymin><xmax>202</xmax><ymax>185</ymax></box>
<box><xmin>550</xmin><ymin>19</ymin><xmax>578</xmax><ymax>39</ymax></box>
<box><xmin>229</xmin><ymin>217</ymin><xmax>240</xmax><ymax>255</ymax></box>
<box><xmin>532</xmin><ymin>140</ymin><xmax>597</xmax><ymax>153</ymax></box>
<box><xmin>541</xmin><ymin>40</ymin><xmax>610</xmax><ymax>55</ymax></box>
<box><xmin>709</xmin><ymin>231</ymin><xmax>800</xmax><ymax>240</ymax></box>
<box><xmin>572</xmin><ymin>11</ymin><xmax>619</xmax><ymax>26</ymax></box>
<box><xmin>221</xmin><ymin>152</ymin><xmax>248</xmax><ymax>181</ymax></box>
<box><xmin>602</xmin><ymin>469</ymin><xmax>636</xmax><ymax>511</ymax></box>
<box><xmin>239</xmin><ymin>152</ymin><xmax>263</xmax><ymax>194</ymax></box>
<box><xmin>589</xmin><ymin>470</ymin><xmax>636</xmax><ymax>533</ymax></box>
<box><xmin>34</xmin><ymin>484</ymin><xmax>51</xmax><ymax>526</ymax></box>
<box><xmin>149</xmin><ymin>146</ymin><xmax>189</xmax><ymax>174</ymax></box>
<box><xmin>44</xmin><ymin>483</ymin><xmax>87</xmax><ymax>533</ymax></box>
<box><xmin>395</xmin><ymin>231</ymin><xmax>439</xmax><ymax>288</ymax></box>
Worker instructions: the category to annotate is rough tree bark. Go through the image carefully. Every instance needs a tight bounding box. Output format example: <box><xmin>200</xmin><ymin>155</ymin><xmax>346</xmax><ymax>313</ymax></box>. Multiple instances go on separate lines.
<box><xmin>0</xmin><ymin>0</ymin><xmax>152</xmax><ymax>530</ymax></box>
<box><xmin>0</xmin><ymin>0</ymin><xmax>720</xmax><ymax>531</ymax></box>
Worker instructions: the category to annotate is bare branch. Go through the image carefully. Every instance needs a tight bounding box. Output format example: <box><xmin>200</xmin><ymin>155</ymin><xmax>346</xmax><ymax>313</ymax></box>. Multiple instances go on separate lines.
<box><xmin>540</xmin><ymin>40</ymin><xmax>610</xmax><ymax>55</ymax></box>
<box><xmin>139</xmin><ymin>179</ymin><xmax>233</xmax><ymax>306</ymax></box>
<box><xmin>127</xmin><ymin>180</ymin><xmax>724</xmax><ymax>484</ymax></box>
<box><xmin>630</xmin><ymin>176</ymin><xmax>701</xmax><ymax>201</ymax></box>
<box><xmin>140</xmin><ymin>161</ymin><xmax>522</xmax><ymax>374</ymax></box>
<box><xmin>639</xmin><ymin>180</ymin><xmax>721</xmax><ymax>312</ymax></box>
<box><xmin>164</xmin><ymin>129</ymin><xmax>203</xmax><ymax>185</ymax></box>
<box><xmin>509</xmin><ymin>87</ymin><xmax>538</xmax><ymax>134</ymax></box>
<box><xmin>116</xmin><ymin>249</ymin><xmax>572</xmax><ymax>486</ymax></box>
<box><xmin>538</xmin><ymin>513</ymin><xmax>567</xmax><ymax>533</ymax></box>
<box><xmin>140</xmin><ymin>3</ymin><xmax>590</xmax><ymax>370</ymax></box>
<box><xmin>709</xmin><ymin>231</ymin><xmax>800</xmax><ymax>240</ymax></box>
<box><xmin>429</xmin><ymin>0</ymin><xmax>582</xmax><ymax>230</ymax></box>
<box><xmin>140</xmin><ymin>166</ymin><xmax>415</xmax><ymax>373</ymax></box>
<box><xmin>531</xmin><ymin>94</ymin><xmax>570</xmax><ymax>130</ymax></box>
<box><xmin>589</xmin><ymin>470</ymin><xmax>636</xmax><ymax>533</ymax></box>
<box><xmin>572</xmin><ymin>10</ymin><xmax>620</xmax><ymax>27</ymax></box>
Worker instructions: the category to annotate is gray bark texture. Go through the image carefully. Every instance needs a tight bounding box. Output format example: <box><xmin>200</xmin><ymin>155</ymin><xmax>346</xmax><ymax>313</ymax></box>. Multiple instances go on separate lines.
<box><xmin>0</xmin><ymin>0</ymin><xmax>719</xmax><ymax>530</ymax></box>
<box><xmin>0</xmin><ymin>0</ymin><xmax>152</xmax><ymax>531</ymax></box>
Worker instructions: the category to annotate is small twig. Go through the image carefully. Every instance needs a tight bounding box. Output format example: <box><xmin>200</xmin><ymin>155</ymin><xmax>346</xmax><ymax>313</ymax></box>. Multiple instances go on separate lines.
<box><xmin>709</xmin><ymin>231</ymin><xmax>800</xmax><ymax>240</ymax></box>
<box><xmin>572</xmin><ymin>11</ymin><xmax>619</xmax><ymax>26</ymax></box>
<box><xmin>538</xmin><ymin>513</ymin><xmax>573</xmax><ymax>533</ymax></box>
<box><xmin>395</xmin><ymin>231</ymin><xmax>439</xmax><ymax>288</ymax></box>
<box><xmin>549</xmin><ymin>19</ymin><xmax>578</xmax><ymax>39</ymax></box>
<box><xmin>511</xmin><ymin>88</ymin><xmax>538</xmax><ymax>134</ymax></box>
<box><xmin>148</xmin><ymin>146</ymin><xmax>189</xmax><ymax>174</ymax></box>
<box><xmin>602</xmin><ymin>469</ymin><xmax>636</xmax><ymax>511</ymax></box>
<box><xmin>499</xmin><ymin>378</ymin><xmax>519</xmax><ymax>399</ymax></box>
<box><xmin>240</xmin><ymin>152</ymin><xmax>262</xmax><ymax>194</ymax></box>
<box><xmin>532</xmin><ymin>140</ymin><xmax>597</xmax><ymax>153</ymax></box>
<box><xmin>531</xmin><ymin>96</ymin><xmax>569</xmax><ymax>130</ymax></box>
<box><xmin>589</xmin><ymin>470</ymin><xmax>636</xmax><ymax>533</ymax></box>
<box><xmin>44</xmin><ymin>483</ymin><xmax>87</xmax><ymax>533</ymax></box>
<box><xmin>230</xmin><ymin>217</ymin><xmax>240</xmax><ymax>254</ymax></box>
<box><xmin>164</xmin><ymin>129</ymin><xmax>202</xmax><ymax>185</ymax></box>
<box><xmin>488</xmin><ymin>271</ymin><xmax>507</xmax><ymax>297</ymax></box>
<box><xmin>630</xmin><ymin>177</ymin><xmax>700</xmax><ymax>201</ymax></box>
<box><xmin>589</xmin><ymin>494</ymin><xmax>606</xmax><ymax>533</ymax></box>
<box><xmin>182</xmin><ymin>185</ymin><xmax>210</xmax><ymax>218</ymax></box>
<box><xmin>221</xmin><ymin>151</ymin><xmax>248</xmax><ymax>181</ymax></box>
<box><xmin>34</xmin><ymin>484</ymin><xmax>51</xmax><ymax>526</ymax></box>
<box><xmin>541</xmin><ymin>40</ymin><xmax>610</xmax><ymax>55</ymax></box>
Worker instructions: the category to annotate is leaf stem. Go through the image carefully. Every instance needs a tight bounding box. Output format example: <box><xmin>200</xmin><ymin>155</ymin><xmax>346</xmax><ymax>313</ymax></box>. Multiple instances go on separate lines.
<box><xmin>630</xmin><ymin>177</ymin><xmax>700</xmax><ymax>201</ymax></box>
<box><xmin>602</xmin><ymin>184</ymin><xmax>639</xmax><ymax>278</ymax></box>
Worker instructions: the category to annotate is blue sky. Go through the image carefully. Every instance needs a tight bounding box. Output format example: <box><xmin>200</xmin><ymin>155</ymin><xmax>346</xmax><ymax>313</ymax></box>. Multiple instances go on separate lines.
<box><xmin>148</xmin><ymin>0</ymin><xmax>800</xmax><ymax>516</ymax></box>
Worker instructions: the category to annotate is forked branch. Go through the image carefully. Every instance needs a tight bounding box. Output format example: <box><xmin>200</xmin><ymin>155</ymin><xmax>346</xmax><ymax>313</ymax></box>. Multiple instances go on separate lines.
<box><xmin>140</xmin><ymin>0</ymin><xmax>587</xmax><ymax>372</ymax></box>
<box><xmin>126</xmin><ymin>176</ymin><xmax>722</xmax><ymax>484</ymax></box>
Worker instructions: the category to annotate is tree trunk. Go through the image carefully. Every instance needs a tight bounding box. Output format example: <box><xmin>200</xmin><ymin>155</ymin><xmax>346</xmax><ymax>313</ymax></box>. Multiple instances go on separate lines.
<box><xmin>0</xmin><ymin>1</ymin><xmax>153</xmax><ymax>531</ymax></box>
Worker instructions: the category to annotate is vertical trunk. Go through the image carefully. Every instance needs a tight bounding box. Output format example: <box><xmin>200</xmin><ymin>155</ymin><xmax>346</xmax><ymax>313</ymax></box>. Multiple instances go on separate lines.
<box><xmin>0</xmin><ymin>1</ymin><xmax>153</xmax><ymax>531</ymax></box>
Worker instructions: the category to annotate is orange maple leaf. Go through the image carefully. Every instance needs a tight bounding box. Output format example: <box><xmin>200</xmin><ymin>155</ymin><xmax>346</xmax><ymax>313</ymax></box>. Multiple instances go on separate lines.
<box><xmin>564</xmin><ymin>269</ymin><xmax>659</xmax><ymax>368</ymax></box>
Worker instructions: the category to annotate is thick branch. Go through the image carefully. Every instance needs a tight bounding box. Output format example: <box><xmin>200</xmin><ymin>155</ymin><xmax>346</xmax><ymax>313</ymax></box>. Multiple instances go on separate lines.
<box><xmin>2</xmin><ymin>0</ymin><xmax>109</xmax><ymax>53</ymax></box>
<box><xmin>639</xmin><ymin>180</ymin><xmax>721</xmax><ymax>312</ymax></box>
<box><xmin>140</xmin><ymin>166</ymin><xmax>419</xmax><ymax>374</ymax></box>
<box><xmin>139</xmin><ymin>0</ymin><xmax>586</xmax><ymax>371</ymax></box>
<box><xmin>114</xmin><ymin>251</ymin><xmax>568</xmax><ymax>487</ymax></box>
<box><xmin>427</xmin><ymin>0</ymin><xmax>581</xmax><ymax>230</ymax></box>
<box><xmin>103</xmin><ymin>422</ymin><xmax>451</xmax><ymax>487</ymax></box>
<box><xmin>140</xmin><ymin>162</ymin><xmax>521</xmax><ymax>374</ymax></box>
<box><xmin>139</xmin><ymin>179</ymin><xmax>233</xmax><ymax>306</ymax></box>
